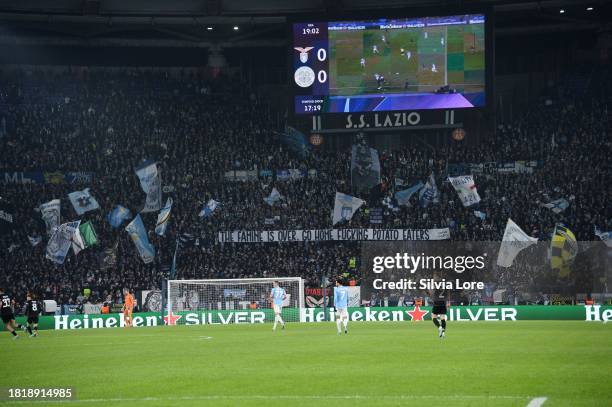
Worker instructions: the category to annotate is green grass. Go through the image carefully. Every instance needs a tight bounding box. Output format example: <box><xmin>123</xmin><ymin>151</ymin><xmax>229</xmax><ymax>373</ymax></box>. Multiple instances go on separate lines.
<box><xmin>1</xmin><ymin>321</ymin><xmax>610</xmax><ymax>406</ymax></box>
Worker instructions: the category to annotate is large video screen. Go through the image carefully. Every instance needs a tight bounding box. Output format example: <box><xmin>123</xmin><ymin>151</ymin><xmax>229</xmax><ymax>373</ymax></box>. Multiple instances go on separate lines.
<box><xmin>293</xmin><ymin>14</ymin><xmax>486</xmax><ymax>114</ymax></box>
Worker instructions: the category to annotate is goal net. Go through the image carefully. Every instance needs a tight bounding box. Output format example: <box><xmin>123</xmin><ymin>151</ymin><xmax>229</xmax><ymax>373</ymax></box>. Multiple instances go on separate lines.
<box><xmin>167</xmin><ymin>277</ymin><xmax>305</xmax><ymax>325</ymax></box>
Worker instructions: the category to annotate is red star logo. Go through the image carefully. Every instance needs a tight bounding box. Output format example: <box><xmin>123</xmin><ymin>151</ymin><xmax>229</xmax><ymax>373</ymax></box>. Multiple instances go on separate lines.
<box><xmin>164</xmin><ymin>311</ymin><xmax>182</xmax><ymax>326</ymax></box>
<box><xmin>407</xmin><ymin>305</ymin><xmax>429</xmax><ymax>321</ymax></box>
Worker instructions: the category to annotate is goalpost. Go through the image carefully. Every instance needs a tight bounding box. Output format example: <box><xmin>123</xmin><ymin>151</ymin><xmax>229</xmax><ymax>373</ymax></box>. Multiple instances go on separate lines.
<box><xmin>167</xmin><ymin>277</ymin><xmax>305</xmax><ymax>325</ymax></box>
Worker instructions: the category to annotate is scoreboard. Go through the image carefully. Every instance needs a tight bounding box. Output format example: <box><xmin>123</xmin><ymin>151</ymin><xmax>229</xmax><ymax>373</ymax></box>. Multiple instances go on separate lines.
<box><xmin>292</xmin><ymin>14</ymin><xmax>487</xmax><ymax>117</ymax></box>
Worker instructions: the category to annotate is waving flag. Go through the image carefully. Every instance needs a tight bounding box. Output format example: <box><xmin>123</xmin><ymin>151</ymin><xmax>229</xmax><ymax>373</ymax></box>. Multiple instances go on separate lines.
<box><xmin>108</xmin><ymin>205</ymin><xmax>131</xmax><ymax>228</ymax></box>
<box><xmin>199</xmin><ymin>199</ymin><xmax>220</xmax><ymax>217</ymax></box>
<box><xmin>125</xmin><ymin>214</ymin><xmax>155</xmax><ymax>264</ymax></box>
<box><xmin>474</xmin><ymin>210</ymin><xmax>487</xmax><ymax>221</ymax></box>
<box><xmin>68</xmin><ymin>188</ymin><xmax>100</xmax><ymax>216</ymax></box>
<box><xmin>395</xmin><ymin>181</ymin><xmax>424</xmax><ymax>207</ymax></box>
<box><xmin>71</xmin><ymin>222</ymin><xmax>85</xmax><ymax>255</ymax></box>
<box><xmin>67</xmin><ymin>188</ymin><xmax>99</xmax><ymax>215</ymax></box>
<box><xmin>448</xmin><ymin>175</ymin><xmax>481</xmax><ymax>207</ymax></box>
<box><xmin>40</xmin><ymin>199</ymin><xmax>61</xmax><ymax>235</ymax></box>
<box><xmin>594</xmin><ymin>226</ymin><xmax>612</xmax><ymax>248</ymax></box>
<box><xmin>264</xmin><ymin>188</ymin><xmax>282</xmax><ymax>206</ymax></box>
<box><xmin>80</xmin><ymin>221</ymin><xmax>98</xmax><ymax>247</ymax></box>
<box><xmin>542</xmin><ymin>198</ymin><xmax>570</xmax><ymax>214</ymax></box>
<box><xmin>0</xmin><ymin>201</ymin><xmax>14</xmax><ymax>236</ymax></box>
<box><xmin>419</xmin><ymin>173</ymin><xmax>439</xmax><ymax>208</ymax></box>
<box><xmin>351</xmin><ymin>144</ymin><xmax>381</xmax><ymax>191</ymax></box>
<box><xmin>551</xmin><ymin>224</ymin><xmax>578</xmax><ymax>277</ymax></box>
<box><xmin>497</xmin><ymin>219</ymin><xmax>538</xmax><ymax>267</ymax></box>
<box><xmin>71</xmin><ymin>221</ymin><xmax>98</xmax><ymax>255</ymax></box>
<box><xmin>28</xmin><ymin>235</ymin><xmax>42</xmax><ymax>247</ymax></box>
<box><xmin>155</xmin><ymin>198</ymin><xmax>173</xmax><ymax>236</ymax></box>
<box><xmin>46</xmin><ymin>221</ymin><xmax>80</xmax><ymax>264</ymax></box>
<box><xmin>333</xmin><ymin>192</ymin><xmax>365</xmax><ymax>225</ymax></box>
<box><xmin>135</xmin><ymin>161</ymin><xmax>162</xmax><ymax>213</ymax></box>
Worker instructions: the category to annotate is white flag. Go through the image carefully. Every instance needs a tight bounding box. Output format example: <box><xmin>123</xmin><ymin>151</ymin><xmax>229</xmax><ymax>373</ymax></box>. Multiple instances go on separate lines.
<box><xmin>28</xmin><ymin>236</ymin><xmax>42</xmax><ymax>247</ymax></box>
<box><xmin>263</xmin><ymin>188</ymin><xmax>282</xmax><ymax>206</ymax></box>
<box><xmin>71</xmin><ymin>222</ymin><xmax>85</xmax><ymax>255</ymax></box>
<box><xmin>448</xmin><ymin>175</ymin><xmax>481</xmax><ymax>207</ymax></box>
<box><xmin>135</xmin><ymin>161</ymin><xmax>162</xmax><ymax>213</ymax></box>
<box><xmin>68</xmin><ymin>188</ymin><xmax>100</xmax><ymax>215</ymax></box>
<box><xmin>496</xmin><ymin>218</ymin><xmax>538</xmax><ymax>267</ymax></box>
<box><xmin>46</xmin><ymin>221</ymin><xmax>80</xmax><ymax>264</ymax></box>
<box><xmin>332</xmin><ymin>192</ymin><xmax>365</xmax><ymax>225</ymax></box>
<box><xmin>40</xmin><ymin>199</ymin><xmax>61</xmax><ymax>235</ymax></box>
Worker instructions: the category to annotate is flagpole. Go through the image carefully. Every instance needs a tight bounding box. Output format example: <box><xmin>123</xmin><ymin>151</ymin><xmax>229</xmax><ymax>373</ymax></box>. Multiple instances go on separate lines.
<box><xmin>170</xmin><ymin>239</ymin><xmax>179</xmax><ymax>280</ymax></box>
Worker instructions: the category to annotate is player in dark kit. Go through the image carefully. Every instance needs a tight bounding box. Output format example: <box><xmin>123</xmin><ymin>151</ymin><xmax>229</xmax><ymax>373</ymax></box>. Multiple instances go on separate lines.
<box><xmin>0</xmin><ymin>288</ymin><xmax>24</xmax><ymax>339</ymax></box>
<box><xmin>431</xmin><ymin>286</ymin><xmax>448</xmax><ymax>339</ymax></box>
<box><xmin>25</xmin><ymin>293</ymin><xmax>41</xmax><ymax>337</ymax></box>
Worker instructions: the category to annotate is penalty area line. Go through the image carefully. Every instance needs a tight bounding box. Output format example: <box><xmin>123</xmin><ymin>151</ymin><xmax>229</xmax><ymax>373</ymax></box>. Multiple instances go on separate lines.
<box><xmin>2</xmin><ymin>394</ymin><xmax>534</xmax><ymax>404</ymax></box>
<box><xmin>526</xmin><ymin>397</ymin><xmax>548</xmax><ymax>407</ymax></box>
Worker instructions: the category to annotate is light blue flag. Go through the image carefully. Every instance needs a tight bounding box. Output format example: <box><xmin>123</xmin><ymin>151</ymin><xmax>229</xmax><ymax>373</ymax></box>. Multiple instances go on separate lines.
<box><xmin>332</xmin><ymin>192</ymin><xmax>365</xmax><ymax>225</ymax></box>
<box><xmin>108</xmin><ymin>205</ymin><xmax>131</xmax><ymax>229</ymax></box>
<box><xmin>155</xmin><ymin>198</ymin><xmax>173</xmax><ymax>236</ymax></box>
<box><xmin>419</xmin><ymin>173</ymin><xmax>439</xmax><ymax>208</ymax></box>
<box><xmin>395</xmin><ymin>181</ymin><xmax>424</xmax><ymax>207</ymax></box>
<box><xmin>199</xmin><ymin>199</ymin><xmax>220</xmax><ymax>217</ymax></box>
<box><xmin>474</xmin><ymin>210</ymin><xmax>487</xmax><ymax>221</ymax></box>
<box><xmin>125</xmin><ymin>214</ymin><xmax>155</xmax><ymax>264</ymax></box>
<box><xmin>46</xmin><ymin>221</ymin><xmax>80</xmax><ymax>264</ymax></box>
<box><xmin>544</xmin><ymin>198</ymin><xmax>569</xmax><ymax>214</ymax></box>
<box><xmin>263</xmin><ymin>188</ymin><xmax>281</xmax><ymax>207</ymax></box>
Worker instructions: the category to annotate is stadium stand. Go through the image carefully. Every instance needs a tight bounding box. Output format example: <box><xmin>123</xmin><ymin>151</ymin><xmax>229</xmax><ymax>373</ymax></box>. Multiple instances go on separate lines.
<box><xmin>0</xmin><ymin>66</ymin><xmax>610</xmax><ymax>311</ymax></box>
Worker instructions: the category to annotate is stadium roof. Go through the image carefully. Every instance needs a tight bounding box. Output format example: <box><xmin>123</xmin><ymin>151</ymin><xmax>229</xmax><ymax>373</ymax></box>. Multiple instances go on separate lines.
<box><xmin>0</xmin><ymin>0</ymin><xmax>609</xmax><ymax>48</ymax></box>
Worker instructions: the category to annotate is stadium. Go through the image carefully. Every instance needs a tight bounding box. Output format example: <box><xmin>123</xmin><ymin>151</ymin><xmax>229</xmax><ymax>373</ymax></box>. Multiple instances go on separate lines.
<box><xmin>0</xmin><ymin>0</ymin><xmax>611</xmax><ymax>406</ymax></box>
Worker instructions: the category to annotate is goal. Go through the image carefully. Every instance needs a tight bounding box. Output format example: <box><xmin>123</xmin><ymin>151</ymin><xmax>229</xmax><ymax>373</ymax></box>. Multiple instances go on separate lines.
<box><xmin>167</xmin><ymin>277</ymin><xmax>305</xmax><ymax>325</ymax></box>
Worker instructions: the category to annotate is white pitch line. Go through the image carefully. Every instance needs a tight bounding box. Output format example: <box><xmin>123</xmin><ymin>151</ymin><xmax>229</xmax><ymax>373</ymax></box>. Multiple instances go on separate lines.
<box><xmin>2</xmin><ymin>394</ymin><xmax>532</xmax><ymax>404</ymax></box>
<box><xmin>526</xmin><ymin>397</ymin><xmax>548</xmax><ymax>407</ymax></box>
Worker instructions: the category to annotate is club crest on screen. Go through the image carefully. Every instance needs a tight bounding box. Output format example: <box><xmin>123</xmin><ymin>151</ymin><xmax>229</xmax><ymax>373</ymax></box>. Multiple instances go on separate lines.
<box><xmin>294</xmin><ymin>46</ymin><xmax>314</xmax><ymax>63</ymax></box>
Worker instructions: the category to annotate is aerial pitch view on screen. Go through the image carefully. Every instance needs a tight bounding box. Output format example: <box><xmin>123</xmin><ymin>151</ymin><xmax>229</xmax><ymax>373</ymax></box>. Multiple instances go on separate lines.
<box><xmin>293</xmin><ymin>14</ymin><xmax>486</xmax><ymax>114</ymax></box>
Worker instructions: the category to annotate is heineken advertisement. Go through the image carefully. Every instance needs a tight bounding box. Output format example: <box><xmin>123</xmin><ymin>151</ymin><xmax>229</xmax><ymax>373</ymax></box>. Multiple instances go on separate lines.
<box><xmin>15</xmin><ymin>305</ymin><xmax>612</xmax><ymax>330</ymax></box>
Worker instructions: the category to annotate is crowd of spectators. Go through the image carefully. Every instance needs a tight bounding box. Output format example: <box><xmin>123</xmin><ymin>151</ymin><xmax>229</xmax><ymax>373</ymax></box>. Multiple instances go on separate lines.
<box><xmin>0</xmin><ymin>66</ymin><xmax>610</xmax><ymax>309</ymax></box>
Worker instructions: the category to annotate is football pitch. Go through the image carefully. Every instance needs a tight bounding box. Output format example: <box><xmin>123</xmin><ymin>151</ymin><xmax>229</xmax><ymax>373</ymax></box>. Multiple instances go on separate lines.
<box><xmin>1</xmin><ymin>321</ymin><xmax>610</xmax><ymax>406</ymax></box>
